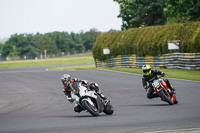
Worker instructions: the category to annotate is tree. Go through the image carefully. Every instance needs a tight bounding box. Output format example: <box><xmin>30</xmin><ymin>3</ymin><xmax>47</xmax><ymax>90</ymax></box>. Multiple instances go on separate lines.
<box><xmin>46</xmin><ymin>32</ymin><xmax>72</xmax><ymax>54</ymax></box>
<box><xmin>164</xmin><ymin>0</ymin><xmax>200</xmax><ymax>23</ymax></box>
<box><xmin>2</xmin><ymin>42</ymin><xmax>12</xmax><ymax>58</ymax></box>
<box><xmin>8</xmin><ymin>45</ymin><xmax>19</xmax><ymax>60</ymax></box>
<box><xmin>114</xmin><ymin>0</ymin><xmax>200</xmax><ymax>29</ymax></box>
<box><xmin>81</xmin><ymin>29</ymin><xmax>101</xmax><ymax>51</ymax></box>
<box><xmin>1</xmin><ymin>29</ymin><xmax>101</xmax><ymax>59</ymax></box>
<box><xmin>0</xmin><ymin>42</ymin><xmax>3</xmax><ymax>54</ymax></box>
<box><xmin>2</xmin><ymin>34</ymin><xmax>40</xmax><ymax>59</ymax></box>
<box><xmin>114</xmin><ymin>0</ymin><xmax>166</xmax><ymax>29</ymax></box>
<box><xmin>70</xmin><ymin>32</ymin><xmax>85</xmax><ymax>53</ymax></box>
<box><xmin>35</xmin><ymin>34</ymin><xmax>58</xmax><ymax>55</ymax></box>
<box><xmin>21</xmin><ymin>34</ymin><xmax>40</xmax><ymax>59</ymax></box>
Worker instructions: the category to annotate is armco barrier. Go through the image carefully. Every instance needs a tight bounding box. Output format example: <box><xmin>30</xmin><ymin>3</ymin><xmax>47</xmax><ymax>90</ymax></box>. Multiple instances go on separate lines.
<box><xmin>121</xmin><ymin>55</ymin><xmax>130</xmax><ymax>68</ymax></box>
<box><xmin>95</xmin><ymin>54</ymin><xmax>164</xmax><ymax>69</ymax></box>
<box><xmin>129</xmin><ymin>54</ymin><xmax>136</xmax><ymax>68</ymax></box>
<box><xmin>164</xmin><ymin>53</ymin><xmax>200</xmax><ymax>69</ymax></box>
<box><xmin>107</xmin><ymin>56</ymin><xmax>115</xmax><ymax>67</ymax></box>
<box><xmin>115</xmin><ymin>55</ymin><xmax>122</xmax><ymax>67</ymax></box>
<box><xmin>95</xmin><ymin>53</ymin><xmax>200</xmax><ymax>70</ymax></box>
<box><xmin>136</xmin><ymin>56</ymin><xmax>145</xmax><ymax>68</ymax></box>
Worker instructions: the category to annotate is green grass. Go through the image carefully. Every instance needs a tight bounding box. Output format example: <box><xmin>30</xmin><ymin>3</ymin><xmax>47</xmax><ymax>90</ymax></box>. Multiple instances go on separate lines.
<box><xmin>105</xmin><ymin>67</ymin><xmax>200</xmax><ymax>81</ymax></box>
<box><xmin>53</xmin><ymin>65</ymin><xmax>200</xmax><ymax>81</ymax></box>
<box><xmin>51</xmin><ymin>65</ymin><xmax>96</xmax><ymax>70</ymax></box>
<box><xmin>0</xmin><ymin>54</ymin><xmax>94</xmax><ymax>68</ymax></box>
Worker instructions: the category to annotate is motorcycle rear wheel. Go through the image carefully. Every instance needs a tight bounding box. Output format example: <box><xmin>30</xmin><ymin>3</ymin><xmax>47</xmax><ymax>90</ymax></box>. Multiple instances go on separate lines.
<box><xmin>159</xmin><ymin>90</ymin><xmax>173</xmax><ymax>105</ymax></box>
<box><xmin>82</xmin><ymin>100</ymin><xmax>99</xmax><ymax>116</ymax></box>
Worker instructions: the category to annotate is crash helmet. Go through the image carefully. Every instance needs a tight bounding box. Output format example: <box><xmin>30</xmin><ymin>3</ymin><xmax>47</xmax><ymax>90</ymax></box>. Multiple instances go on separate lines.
<box><xmin>61</xmin><ymin>74</ymin><xmax>71</xmax><ymax>85</ymax></box>
<box><xmin>142</xmin><ymin>64</ymin><xmax>151</xmax><ymax>75</ymax></box>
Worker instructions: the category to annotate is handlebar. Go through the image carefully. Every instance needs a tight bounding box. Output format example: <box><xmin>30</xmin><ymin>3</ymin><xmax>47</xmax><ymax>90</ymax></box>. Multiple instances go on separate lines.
<box><xmin>149</xmin><ymin>75</ymin><xmax>162</xmax><ymax>82</ymax></box>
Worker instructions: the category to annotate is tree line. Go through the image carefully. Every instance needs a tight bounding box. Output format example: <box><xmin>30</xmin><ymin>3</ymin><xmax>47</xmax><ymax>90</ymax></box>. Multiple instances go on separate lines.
<box><xmin>114</xmin><ymin>0</ymin><xmax>200</xmax><ymax>30</ymax></box>
<box><xmin>1</xmin><ymin>29</ymin><xmax>101</xmax><ymax>60</ymax></box>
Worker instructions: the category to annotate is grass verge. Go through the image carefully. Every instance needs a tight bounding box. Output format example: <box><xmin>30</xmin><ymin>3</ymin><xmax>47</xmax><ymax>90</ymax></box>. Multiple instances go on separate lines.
<box><xmin>52</xmin><ymin>65</ymin><xmax>200</xmax><ymax>81</ymax></box>
<box><xmin>0</xmin><ymin>55</ymin><xmax>94</xmax><ymax>68</ymax></box>
<box><xmin>105</xmin><ymin>67</ymin><xmax>200</xmax><ymax>81</ymax></box>
<box><xmin>51</xmin><ymin>65</ymin><xmax>96</xmax><ymax>70</ymax></box>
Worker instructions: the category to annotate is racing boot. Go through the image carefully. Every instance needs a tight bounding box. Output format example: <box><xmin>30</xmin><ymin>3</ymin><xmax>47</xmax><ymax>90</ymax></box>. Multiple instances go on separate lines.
<box><xmin>98</xmin><ymin>92</ymin><xmax>109</xmax><ymax>105</ymax></box>
<box><xmin>149</xmin><ymin>93</ymin><xmax>166</xmax><ymax>102</ymax></box>
<box><xmin>161</xmin><ymin>97</ymin><xmax>166</xmax><ymax>102</ymax></box>
<box><xmin>166</xmin><ymin>83</ymin><xmax>175</xmax><ymax>96</ymax></box>
<box><xmin>167</xmin><ymin>88</ymin><xmax>174</xmax><ymax>96</ymax></box>
<box><xmin>74</xmin><ymin>104</ymin><xmax>83</xmax><ymax>114</ymax></box>
<box><xmin>174</xmin><ymin>97</ymin><xmax>178</xmax><ymax>104</ymax></box>
<box><xmin>167</xmin><ymin>82</ymin><xmax>176</xmax><ymax>93</ymax></box>
<box><xmin>98</xmin><ymin>92</ymin><xmax>107</xmax><ymax>100</ymax></box>
<box><xmin>169</xmin><ymin>87</ymin><xmax>176</xmax><ymax>96</ymax></box>
<box><xmin>170</xmin><ymin>85</ymin><xmax>176</xmax><ymax>93</ymax></box>
<box><xmin>147</xmin><ymin>92</ymin><xmax>160</xmax><ymax>99</ymax></box>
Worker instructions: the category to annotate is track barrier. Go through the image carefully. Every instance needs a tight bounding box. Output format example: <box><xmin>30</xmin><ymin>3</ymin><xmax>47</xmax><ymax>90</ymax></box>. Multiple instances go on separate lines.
<box><xmin>95</xmin><ymin>53</ymin><xmax>200</xmax><ymax>70</ymax></box>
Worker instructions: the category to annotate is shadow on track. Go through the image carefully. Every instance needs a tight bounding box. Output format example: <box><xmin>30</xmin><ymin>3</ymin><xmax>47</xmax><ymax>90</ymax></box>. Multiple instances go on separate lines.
<box><xmin>44</xmin><ymin>114</ymin><xmax>110</xmax><ymax>118</ymax></box>
<box><xmin>125</xmin><ymin>103</ymin><xmax>172</xmax><ymax>106</ymax></box>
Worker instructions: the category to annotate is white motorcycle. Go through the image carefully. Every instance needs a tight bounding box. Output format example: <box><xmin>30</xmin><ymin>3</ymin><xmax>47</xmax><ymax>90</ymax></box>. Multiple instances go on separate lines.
<box><xmin>70</xmin><ymin>81</ymin><xmax>114</xmax><ymax>116</ymax></box>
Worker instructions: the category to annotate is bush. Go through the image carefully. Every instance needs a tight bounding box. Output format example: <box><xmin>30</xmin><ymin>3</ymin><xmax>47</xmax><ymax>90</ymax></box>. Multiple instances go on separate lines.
<box><xmin>92</xmin><ymin>21</ymin><xmax>200</xmax><ymax>60</ymax></box>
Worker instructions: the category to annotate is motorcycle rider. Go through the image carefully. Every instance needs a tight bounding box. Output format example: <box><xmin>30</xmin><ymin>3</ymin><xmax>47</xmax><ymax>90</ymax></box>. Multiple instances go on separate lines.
<box><xmin>61</xmin><ymin>74</ymin><xmax>107</xmax><ymax>113</ymax></box>
<box><xmin>142</xmin><ymin>64</ymin><xmax>176</xmax><ymax>99</ymax></box>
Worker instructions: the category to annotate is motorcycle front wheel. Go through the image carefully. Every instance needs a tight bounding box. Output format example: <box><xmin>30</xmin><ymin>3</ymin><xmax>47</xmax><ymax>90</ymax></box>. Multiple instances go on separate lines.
<box><xmin>173</xmin><ymin>95</ymin><xmax>178</xmax><ymax>104</ymax></box>
<box><xmin>103</xmin><ymin>104</ymin><xmax>114</xmax><ymax>115</ymax></box>
<box><xmin>81</xmin><ymin>100</ymin><xmax>99</xmax><ymax>116</ymax></box>
<box><xmin>159</xmin><ymin>90</ymin><xmax>173</xmax><ymax>105</ymax></box>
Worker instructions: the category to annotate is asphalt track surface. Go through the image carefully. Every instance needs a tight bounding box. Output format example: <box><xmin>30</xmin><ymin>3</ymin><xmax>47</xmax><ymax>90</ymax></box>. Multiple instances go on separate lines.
<box><xmin>0</xmin><ymin>65</ymin><xmax>200</xmax><ymax>133</ymax></box>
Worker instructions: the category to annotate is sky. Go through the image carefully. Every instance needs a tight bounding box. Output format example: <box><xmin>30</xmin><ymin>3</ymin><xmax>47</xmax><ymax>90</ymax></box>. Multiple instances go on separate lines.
<box><xmin>0</xmin><ymin>0</ymin><xmax>122</xmax><ymax>39</ymax></box>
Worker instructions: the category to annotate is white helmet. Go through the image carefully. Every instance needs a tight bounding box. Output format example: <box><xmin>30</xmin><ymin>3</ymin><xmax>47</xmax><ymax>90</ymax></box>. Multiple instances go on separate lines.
<box><xmin>61</xmin><ymin>74</ymin><xmax>71</xmax><ymax>85</ymax></box>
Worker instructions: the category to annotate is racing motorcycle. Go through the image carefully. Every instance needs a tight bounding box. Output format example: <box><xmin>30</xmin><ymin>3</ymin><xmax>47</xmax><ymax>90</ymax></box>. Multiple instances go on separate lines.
<box><xmin>150</xmin><ymin>76</ymin><xmax>178</xmax><ymax>105</ymax></box>
<box><xmin>70</xmin><ymin>81</ymin><xmax>114</xmax><ymax>116</ymax></box>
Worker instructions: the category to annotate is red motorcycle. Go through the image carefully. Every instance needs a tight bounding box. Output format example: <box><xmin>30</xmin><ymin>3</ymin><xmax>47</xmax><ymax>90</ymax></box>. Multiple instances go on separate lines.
<box><xmin>151</xmin><ymin>76</ymin><xmax>178</xmax><ymax>105</ymax></box>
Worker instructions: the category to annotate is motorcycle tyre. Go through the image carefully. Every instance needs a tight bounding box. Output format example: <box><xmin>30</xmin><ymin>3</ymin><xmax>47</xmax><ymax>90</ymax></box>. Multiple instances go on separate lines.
<box><xmin>81</xmin><ymin>100</ymin><xmax>99</xmax><ymax>116</ymax></box>
<box><xmin>173</xmin><ymin>95</ymin><xmax>178</xmax><ymax>104</ymax></box>
<box><xmin>103</xmin><ymin>104</ymin><xmax>114</xmax><ymax>115</ymax></box>
<box><xmin>159</xmin><ymin>90</ymin><xmax>173</xmax><ymax>105</ymax></box>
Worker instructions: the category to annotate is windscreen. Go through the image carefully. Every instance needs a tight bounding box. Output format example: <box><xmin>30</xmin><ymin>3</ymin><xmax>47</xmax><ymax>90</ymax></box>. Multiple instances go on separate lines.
<box><xmin>70</xmin><ymin>81</ymin><xmax>80</xmax><ymax>94</ymax></box>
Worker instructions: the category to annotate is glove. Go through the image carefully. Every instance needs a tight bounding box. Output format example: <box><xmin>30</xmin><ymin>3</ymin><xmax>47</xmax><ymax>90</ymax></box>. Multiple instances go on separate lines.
<box><xmin>94</xmin><ymin>83</ymin><xmax>99</xmax><ymax>88</ymax></box>
<box><xmin>161</xmin><ymin>72</ymin><xmax>165</xmax><ymax>77</ymax></box>
<box><xmin>144</xmin><ymin>86</ymin><xmax>148</xmax><ymax>90</ymax></box>
<box><xmin>82</xmin><ymin>80</ymin><xmax>88</xmax><ymax>84</ymax></box>
<box><xmin>144</xmin><ymin>85</ymin><xmax>149</xmax><ymax>91</ymax></box>
<box><xmin>74</xmin><ymin>78</ymin><xmax>78</xmax><ymax>82</ymax></box>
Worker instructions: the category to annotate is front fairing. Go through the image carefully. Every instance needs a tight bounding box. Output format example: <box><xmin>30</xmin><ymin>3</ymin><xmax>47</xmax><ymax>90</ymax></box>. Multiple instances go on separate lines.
<box><xmin>152</xmin><ymin>78</ymin><xmax>167</xmax><ymax>92</ymax></box>
<box><xmin>70</xmin><ymin>81</ymin><xmax>80</xmax><ymax>95</ymax></box>
<box><xmin>152</xmin><ymin>79</ymin><xmax>161</xmax><ymax>89</ymax></box>
<box><xmin>153</xmin><ymin>78</ymin><xmax>175</xmax><ymax>101</ymax></box>
<box><xmin>70</xmin><ymin>82</ymin><xmax>98</xmax><ymax>102</ymax></box>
